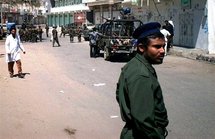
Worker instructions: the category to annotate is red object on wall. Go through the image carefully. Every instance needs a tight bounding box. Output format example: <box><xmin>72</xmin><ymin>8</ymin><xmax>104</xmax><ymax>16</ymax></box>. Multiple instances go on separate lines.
<box><xmin>74</xmin><ymin>12</ymin><xmax>86</xmax><ymax>26</ymax></box>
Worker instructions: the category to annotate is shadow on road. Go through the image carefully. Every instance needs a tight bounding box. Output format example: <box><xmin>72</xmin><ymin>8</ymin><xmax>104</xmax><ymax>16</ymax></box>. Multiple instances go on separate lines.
<box><xmin>0</xmin><ymin>53</ymin><xmax>5</xmax><ymax>58</ymax></box>
<box><xmin>13</xmin><ymin>72</ymin><xmax>31</xmax><ymax>78</ymax></box>
<box><xmin>95</xmin><ymin>53</ymin><xmax>133</xmax><ymax>63</ymax></box>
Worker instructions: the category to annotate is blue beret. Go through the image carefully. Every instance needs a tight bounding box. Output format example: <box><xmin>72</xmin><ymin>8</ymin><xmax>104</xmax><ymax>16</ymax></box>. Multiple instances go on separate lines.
<box><xmin>133</xmin><ymin>22</ymin><xmax>161</xmax><ymax>40</ymax></box>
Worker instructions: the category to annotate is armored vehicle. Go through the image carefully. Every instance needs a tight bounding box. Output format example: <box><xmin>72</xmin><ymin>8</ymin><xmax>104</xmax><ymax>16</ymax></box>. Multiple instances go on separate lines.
<box><xmin>92</xmin><ymin>18</ymin><xmax>142</xmax><ymax>60</ymax></box>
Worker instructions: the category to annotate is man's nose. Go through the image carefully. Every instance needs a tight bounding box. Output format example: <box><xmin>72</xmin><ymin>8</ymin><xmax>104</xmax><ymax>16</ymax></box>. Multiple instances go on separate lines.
<box><xmin>160</xmin><ymin>46</ymin><xmax>165</xmax><ymax>53</ymax></box>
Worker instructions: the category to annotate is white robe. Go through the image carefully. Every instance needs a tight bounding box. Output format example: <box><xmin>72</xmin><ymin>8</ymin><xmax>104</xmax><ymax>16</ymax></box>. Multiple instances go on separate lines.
<box><xmin>5</xmin><ymin>34</ymin><xmax>25</xmax><ymax>63</ymax></box>
<box><xmin>160</xmin><ymin>29</ymin><xmax>171</xmax><ymax>55</ymax></box>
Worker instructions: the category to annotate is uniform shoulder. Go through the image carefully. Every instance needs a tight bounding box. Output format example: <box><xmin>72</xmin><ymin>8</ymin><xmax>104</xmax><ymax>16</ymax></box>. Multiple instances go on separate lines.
<box><xmin>122</xmin><ymin>58</ymin><xmax>150</xmax><ymax>81</ymax></box>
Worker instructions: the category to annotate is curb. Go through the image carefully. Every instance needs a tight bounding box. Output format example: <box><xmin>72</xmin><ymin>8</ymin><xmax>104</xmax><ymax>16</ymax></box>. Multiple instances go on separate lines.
<box><xmin>169</xmin><ymin>47</ymin><xmax>215</xmax><ymax>64</ymax></box>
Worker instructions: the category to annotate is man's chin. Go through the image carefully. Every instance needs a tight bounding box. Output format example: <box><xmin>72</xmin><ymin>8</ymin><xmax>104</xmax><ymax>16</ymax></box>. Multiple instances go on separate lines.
<box><xmin>153</xmin><ymin>59</ymin><xmax>163</xmax><ymax>64</ymax></box>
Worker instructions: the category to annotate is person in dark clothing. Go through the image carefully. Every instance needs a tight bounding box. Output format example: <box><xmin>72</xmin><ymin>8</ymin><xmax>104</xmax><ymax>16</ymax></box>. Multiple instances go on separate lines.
<box><xmin>38</xmin><ymin>26</ymin><xmax>43</xmax><ymax>42</ymax></box>
<box><xmin>89</xmin><ymin>27</ymin><xmax>101</xmax><ymax>57</ymax></box>
<box><xmin>45</xmin><ymin>24</ymin><xmax>49</xmax><ymax>37</ymax></box>
<box><xmin>52</xmin><ymin>26</ymin><xmax>61</xmax><ymax>47</ymax></box>
<box><xmin>60</xmin><ymin>25</ymin><xmax>65</xmax><ymax>37</ymax></box>
<box><xmin>116</xmin><ymin>22</ymin><xmax>169</xmax><ymax>139</ymax></box>
<box><xmin>68</xmin><ymin>27</ymin><xmax>75</xmax><ymax>43</ymax></box>
<box><xmin>77</xmin><ymin>27</ymin><xmax>82</xmax><ymax>42</ymax></box>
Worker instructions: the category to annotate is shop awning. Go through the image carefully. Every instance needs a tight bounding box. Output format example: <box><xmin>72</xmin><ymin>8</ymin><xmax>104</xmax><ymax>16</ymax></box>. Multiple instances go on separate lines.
<box><xmin>86</xmin><ymin>0</ymin><xmax>122</xmax><ymax>6</ymax></box>
<box><xmin>50</xmin><ymin>4</ymin><xmax>90</xmax><ymax>13</ymax></box>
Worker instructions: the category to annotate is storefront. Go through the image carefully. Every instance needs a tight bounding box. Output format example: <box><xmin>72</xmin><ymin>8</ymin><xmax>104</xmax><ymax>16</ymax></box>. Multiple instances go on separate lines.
<box><xmin>48</xmin><ymin>4</ymin><xmax>89</xmax><ymax>27</ymax></box>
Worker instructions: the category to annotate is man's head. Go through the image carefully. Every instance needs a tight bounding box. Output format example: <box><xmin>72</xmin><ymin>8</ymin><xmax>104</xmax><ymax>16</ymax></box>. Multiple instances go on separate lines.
<box><xmin>10</xmin><ymin>27</ymin><xmax>16</xmax><ymax>37</ymax></box>
<box><xmin>165</xmin><ymin>20</ymin><xmax>170</xmax><ymax>25</ymax></box>
<box><xmin>133</xmin><ymin>22</ymin><xmax>165</xmax><ymax>64</ymax></box>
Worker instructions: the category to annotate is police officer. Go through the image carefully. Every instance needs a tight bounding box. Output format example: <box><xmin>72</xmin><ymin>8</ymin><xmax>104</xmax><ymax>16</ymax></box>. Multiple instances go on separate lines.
<box><xmin>116</xmin><ymin>22</ymin><xmax>169</xmax><ymax>139</ymax></box>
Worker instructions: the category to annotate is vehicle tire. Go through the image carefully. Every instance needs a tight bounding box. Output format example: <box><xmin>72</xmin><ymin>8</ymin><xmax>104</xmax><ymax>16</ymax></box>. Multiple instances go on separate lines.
<box><xmin>96</xmin><ymin>47</ymin><xmax>100</xmax><ymax>56</ymax></box>
<box><xmin>104</xmin><ymin>47</ymin><xmax>111</xmax><ymax>61</ymax></box>
<box><xmin>84</xmin><ymin>37</ymin><xmax>89</xmax><ymax>41</ymax></box>
<box><xmin>90</xmin><ymin>45</ymin><xmax>96</xmax><ymax>58</ymax></box>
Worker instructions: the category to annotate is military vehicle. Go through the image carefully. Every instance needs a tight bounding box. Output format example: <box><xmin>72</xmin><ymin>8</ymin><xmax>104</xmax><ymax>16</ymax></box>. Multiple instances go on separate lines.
<box><xmin>89</xmin><ymin>8</ymin><xmax>143</xmax><ymax>60</ymax></box>
<box><xmin>90</xmin><ymin>19</ymin><xmax>142</xmax><ymax>60</ymax></box>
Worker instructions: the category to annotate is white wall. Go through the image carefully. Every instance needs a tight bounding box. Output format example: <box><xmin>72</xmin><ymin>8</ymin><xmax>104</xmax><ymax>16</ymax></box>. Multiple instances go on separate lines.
<box><xmin>208</xmin><ymin>0</ymin><xmax>215</xmax><ymax>54</ymax></box>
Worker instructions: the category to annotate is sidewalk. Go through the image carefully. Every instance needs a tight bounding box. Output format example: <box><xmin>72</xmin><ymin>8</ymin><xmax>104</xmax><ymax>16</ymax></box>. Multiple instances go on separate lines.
<box><xmin>169</xmin><ymin>46</ymin><xmax>215</xmax><ymax>64</ymax></box>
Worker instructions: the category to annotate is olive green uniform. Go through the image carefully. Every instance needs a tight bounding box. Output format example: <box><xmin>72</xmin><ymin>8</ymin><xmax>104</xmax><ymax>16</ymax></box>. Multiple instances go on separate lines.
<box><xmin>116</xmin><ymin>53</ymin><xmax>168</xmax><ymax>139</ymax></box>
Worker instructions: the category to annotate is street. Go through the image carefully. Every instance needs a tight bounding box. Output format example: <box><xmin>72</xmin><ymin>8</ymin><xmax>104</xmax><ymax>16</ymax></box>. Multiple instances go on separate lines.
<box><xmin>0</xmin><ymin>35</ymin><xmax>215</xmax><ymax>139</ymax></box>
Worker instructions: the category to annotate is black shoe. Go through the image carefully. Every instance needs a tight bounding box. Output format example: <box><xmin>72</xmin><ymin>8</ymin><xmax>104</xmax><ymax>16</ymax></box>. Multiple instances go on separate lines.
<box><xmin>18</xmin><ymin>73</ymin><xmax>24</xmax><ymax>78</ymax></box>
<box><xmin>10</xmin><ymin>74</ymin><xmax>13</xmax><ymax>78</ymax></box>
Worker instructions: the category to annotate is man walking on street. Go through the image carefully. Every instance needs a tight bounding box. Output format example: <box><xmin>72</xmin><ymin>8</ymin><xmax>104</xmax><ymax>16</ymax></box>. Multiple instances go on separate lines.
<box><xmin>68</xmin><ymin>27</ymin><xmax>75</xmax><ymax>43</ymax></box>
<box><xmin>52</xmin><ymin>26</ymin><xmax>61</xmax><ymax>47</ymax></box>
<box><xmin>38</xmin><ymin>25</ymin><xmax>43</xmax><ymax>42</ymax></box>
<box><xmin>5</xmin><ymin>27</ymin><xmax>26</xmax><ymax>78</ymax></box>
<box><xmin>116</xmin><ymin>22</ymin><xmax>169</xmax><ymax>139</ymax></box>
<box><xmin>45</xmin><ymin>24</ymin><xmax>49</xmax><ymax>37</ymax></box>
<box><xmin>89</xmin><ymin>27</ymin><xmax>100</xmax><ymax>57</ymax></box>
<box><xmin>60</xmin><ymin>25</ymin><xmax>65</xmax><ymax>37</ymax></box>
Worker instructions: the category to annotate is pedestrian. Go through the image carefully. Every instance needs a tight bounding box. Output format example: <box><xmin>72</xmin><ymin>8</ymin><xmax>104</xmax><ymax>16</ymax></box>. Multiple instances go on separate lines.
<box><xmin>116</xmin><ymin>22</ymin><xmax>169</xmax><ymax>139</ymax></box>
<box><xmin>89</xmin><ymin>27</ymin><xmax>100</xmax><ymax>57</ymax></box>
<box><xmin>68</xmin><ymin>27</ymin><xmax>75</xmax><ymax>43</ymax></box>
<box><xmin>38</xmin><ymin>25</ymin><xmax>43</xmax><ymax>42</ymax></box>
<box><xmin>52</xmin><ymin>26</ymin><xmax>61</xmax><ymax>47</ymax></box>
<box><xmin>5</xmin><ymin>27</ymin><xmax>26</xmax><ymax>78</ymax></box>
<box><xmin>45</xmin><ymin>24</ymin><xmax>49</xmax><ymax>37</ymax></box>
<box><xmin>77</xmin><ymin>26</ymin><xmax>82</xmax><ymax>42</ymax></box>
<box><xmin>60</xmin><ymin>25</ymin><xmax>65</xmax><ymax>37</ymax></box>
<box><xmin>160</xmin><ymin>25</ymin><xmax>171</xmax><ymax>56</ymax></box>
<box><xmin>164</xmin><ymin>20</ymin><xmax>174</xmax><ymax>51</ymax></box>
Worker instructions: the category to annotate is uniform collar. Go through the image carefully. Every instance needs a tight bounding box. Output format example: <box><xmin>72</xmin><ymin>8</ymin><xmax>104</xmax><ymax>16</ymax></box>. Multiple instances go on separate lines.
<box><xmin>135</xmin><ymin>53</ymin><xmax>157</xmax><ymax>77</ymax></box>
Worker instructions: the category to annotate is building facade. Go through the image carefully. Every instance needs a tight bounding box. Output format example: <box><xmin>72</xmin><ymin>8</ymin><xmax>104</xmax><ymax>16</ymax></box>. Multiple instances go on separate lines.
<box><xmin>82</xmin><ymin>0</ymin><xmax>122</xmax><ymax>24</ymax></box>
<box><xmin>47</xmin><ymin>0</ymin><xmax>90</xmax><ymax>27</ymax></box>
<box><xmin>0</xmin><ymin>1</ymin><xmax>46</xmax><ymax>25</ymax></box>
<box><xmin>83</xmin><ymin>0</ymin><xmax>214</xmax><ymax>54</ymax></box>
<box><xmin>46</xmin><ymin>0</ymin><xmax>214</xmax><ymax>54</ymax></box>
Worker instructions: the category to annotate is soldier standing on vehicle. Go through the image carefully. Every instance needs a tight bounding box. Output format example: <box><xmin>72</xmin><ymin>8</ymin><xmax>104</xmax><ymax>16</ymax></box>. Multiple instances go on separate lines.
<box><xmin>116</xmin><ymin>22</ymin><xmax>168</xmax><ymax>139</ymax></box>
<box><xmin>52</xmin><ymin>26</ymin><xmax>61</xmax><ymax>47</ymax></box>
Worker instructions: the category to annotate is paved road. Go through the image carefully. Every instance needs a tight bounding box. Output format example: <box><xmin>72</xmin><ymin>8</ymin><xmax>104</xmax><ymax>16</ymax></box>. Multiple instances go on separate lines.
<box><xmin>0</xmin><ymin>36</ymin><xmax>215</xmax><ymax>139</ymax></box>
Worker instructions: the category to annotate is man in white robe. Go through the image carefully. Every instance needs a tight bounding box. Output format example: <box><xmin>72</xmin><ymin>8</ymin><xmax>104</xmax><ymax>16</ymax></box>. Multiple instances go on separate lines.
<box><xmin>5</xmin><ymin>27</ymin><xmax>26</xmax><ymax>78</ymax></box>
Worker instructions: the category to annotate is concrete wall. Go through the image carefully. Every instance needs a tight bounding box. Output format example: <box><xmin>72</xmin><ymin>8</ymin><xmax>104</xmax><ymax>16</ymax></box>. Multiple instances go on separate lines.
<box><xmin>131</xmin><ymin>0</ymin><xmax>207</xmax><ymax>49</ymax></box>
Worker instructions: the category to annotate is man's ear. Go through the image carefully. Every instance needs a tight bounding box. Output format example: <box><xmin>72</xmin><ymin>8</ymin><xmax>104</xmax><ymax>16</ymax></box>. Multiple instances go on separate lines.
<box><xmin>137</xmin><ymin>43</ymin><xmax>145</xmax><ymax>53</ymax></box>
